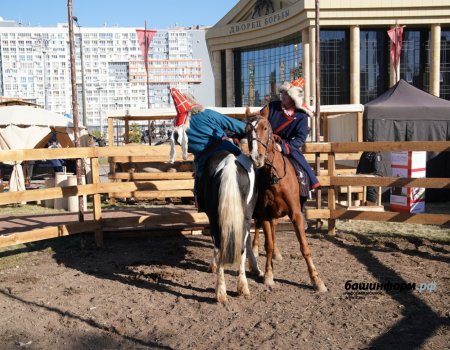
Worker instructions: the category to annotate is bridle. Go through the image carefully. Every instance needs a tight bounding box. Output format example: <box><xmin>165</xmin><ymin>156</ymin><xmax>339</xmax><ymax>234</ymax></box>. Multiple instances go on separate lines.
<box><xmin>246</xmin><ymin>117</ymin><xmax>287</xmax><ymax>184</ymax></box>
<box><xmin>246</xmin><ymin>117</ymin><xmax>272</xmax><ymax>153</ymax></box>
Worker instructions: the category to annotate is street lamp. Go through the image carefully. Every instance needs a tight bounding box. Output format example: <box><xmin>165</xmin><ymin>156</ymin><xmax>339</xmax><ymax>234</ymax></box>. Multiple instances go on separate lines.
<box><xmin>73</xmin><ymin>16</ymin><xmax>87</xmax><ymax>127</ymax></box>
<box><xmin>34</xmin><ymin>36</ymin><xmax>49</xmax><ymax>110</ymax></box>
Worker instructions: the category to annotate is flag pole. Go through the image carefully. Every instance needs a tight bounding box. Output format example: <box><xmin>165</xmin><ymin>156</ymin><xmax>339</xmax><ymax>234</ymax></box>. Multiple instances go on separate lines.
<box><xmin>315</xmin><ymin>0</ymin><xmax>322</xmax><ymax>230</ymax></box>
<box><xmin>144</xmin><ymin>20</ymin><xmax>152</xmax><ymax>145</ymax></box>
<box><xmin>395</xmin><ymin>20</ymin><xmax>399</xmax><ymax>82</ymax></box>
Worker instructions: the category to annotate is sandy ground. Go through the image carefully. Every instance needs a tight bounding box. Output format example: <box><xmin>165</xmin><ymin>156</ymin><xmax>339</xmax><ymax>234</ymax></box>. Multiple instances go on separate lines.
<box><xmin>0</xmin><ymin>224</ymin><xmax>449</xmax><ymax>350</ymax></box>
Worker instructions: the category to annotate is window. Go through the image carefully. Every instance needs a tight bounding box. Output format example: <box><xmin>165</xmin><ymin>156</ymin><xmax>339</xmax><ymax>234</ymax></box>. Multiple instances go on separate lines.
<box><xmin>320</xmin><ymin>30</ymin><xmax>350</xmax><ymax>105</ymax></box>
<box><xmin>360</xmin><ymin>29</ymin><xmax>389</xmax><ymax>103</ymax></box>
<box><xmin>439</xmin><ymin>28</ymin><xmax>450</xmax><ymax>100</ymax></box>
<box><xmin>400</xmin><ymin>29</ymin><xmax>429</xmax><ymax>91</ymax></box>
<box><xmin>236</xmin><ymin>35</ymin><xmax>302</xmax><ymax>107</ymax></box>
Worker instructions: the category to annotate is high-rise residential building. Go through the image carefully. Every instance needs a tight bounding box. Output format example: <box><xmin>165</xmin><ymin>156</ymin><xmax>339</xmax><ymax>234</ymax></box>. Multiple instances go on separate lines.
<box><xmin>0</xmin><ymin>18</ymin><xmax>214</xmax><ymax>133</ymax></box>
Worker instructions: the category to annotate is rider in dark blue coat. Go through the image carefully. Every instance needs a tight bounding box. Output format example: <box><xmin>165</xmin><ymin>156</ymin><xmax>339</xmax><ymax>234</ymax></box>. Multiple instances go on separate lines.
<box><xmin>262</xmin><ymin>78</ymin><xmax>320</xmax><ymax>205</ymax></box>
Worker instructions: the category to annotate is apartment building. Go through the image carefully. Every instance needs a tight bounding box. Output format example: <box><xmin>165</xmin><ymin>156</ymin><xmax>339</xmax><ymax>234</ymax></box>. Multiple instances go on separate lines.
<box><xmin>0</xmin><ymin>18</ymin><xmax>214</xmax><ymax>133</ymax></box>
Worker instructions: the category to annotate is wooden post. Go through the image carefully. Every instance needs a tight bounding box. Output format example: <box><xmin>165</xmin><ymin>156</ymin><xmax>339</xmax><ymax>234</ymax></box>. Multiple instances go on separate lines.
<box><xmin>347</xmin><ymin>185</ymin><xmax>352</xmax><ymax>207</ymax></box>
<box><xmin>67</xmin><ymin>0</ymin><xmax>85</xmax><ymax>223</ymax></box>
<box><xmin>327</xmin><ymin>152</ymin><xmax>336</xmax><ymax>235</ymax></box>
<box><xmin>357</xmin><ymin>111</ymin><xmax>363</xmax><ymax>142</ymax></box>
<box><xmin>91</xmin><ymin>157</ymin><xmax>103</xmax><ymax>247</ymax></box>
<box><xmin>107</xmin><ymin>117</ymin><xmax>117</xmax><ymax>205</ymax></box>
<box><xmin>107</xmin><ymin>117</ymin><xmax>114</xmax><ymax>146</ymax></box>
<box><xmin>124</xmin><ymin>118</ymin><xmax>130</xmax><ymax>144</ymax></box>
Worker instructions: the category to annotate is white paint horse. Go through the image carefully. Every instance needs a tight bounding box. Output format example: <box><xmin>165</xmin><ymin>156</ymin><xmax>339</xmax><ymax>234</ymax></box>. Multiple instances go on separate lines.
<box><xmin>198</xmin><ymin>150</ymin><xmax>262</xmax><ymax>302</ymax></box>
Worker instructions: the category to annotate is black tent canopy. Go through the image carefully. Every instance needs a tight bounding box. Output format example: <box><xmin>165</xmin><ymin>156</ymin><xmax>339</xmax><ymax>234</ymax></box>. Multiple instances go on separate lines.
<box><xmin>363</xmin><ymin>79</ymin><xmax>450</xmax><ymax>201</ymax></box>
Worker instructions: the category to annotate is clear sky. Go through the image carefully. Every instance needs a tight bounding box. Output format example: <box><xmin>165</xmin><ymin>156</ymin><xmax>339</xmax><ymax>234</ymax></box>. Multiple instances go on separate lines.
<box><xmin>0</xmin><ymin>0</ymin><xmax>240</xmax><ymax>29</ymax></box>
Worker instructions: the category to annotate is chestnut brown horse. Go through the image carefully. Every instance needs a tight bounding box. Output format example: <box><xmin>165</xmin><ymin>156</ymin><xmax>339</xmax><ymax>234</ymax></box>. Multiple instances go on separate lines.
<box><xmin>245</xmin><ymin>110</ymin><xmax>327</xmax><ymax>292</ymax></box>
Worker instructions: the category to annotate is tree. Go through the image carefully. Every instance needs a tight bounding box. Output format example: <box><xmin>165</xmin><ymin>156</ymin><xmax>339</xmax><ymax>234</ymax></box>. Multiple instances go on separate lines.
<box><xmin>128</xmin><ymin>123</ymin><xmax>142</xmax><ymax>143</ymax></box>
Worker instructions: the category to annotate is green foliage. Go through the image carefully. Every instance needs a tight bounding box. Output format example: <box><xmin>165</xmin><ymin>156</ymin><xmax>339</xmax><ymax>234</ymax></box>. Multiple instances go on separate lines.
<box><xmin>128</xmin><ymin>123</ymin><xmax>142</xmax><ymax>143</ymax></box>
<box><xmin>90</xmin><ymin>129</ymin><xmax>103</xmax><ymax>140</ymax></box>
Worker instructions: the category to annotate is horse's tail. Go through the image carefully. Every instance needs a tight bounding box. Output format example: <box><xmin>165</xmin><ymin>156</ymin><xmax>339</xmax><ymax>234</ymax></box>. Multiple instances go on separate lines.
<box><xmin>218</xmin><ymin>154</ymin><xmax>244</xmax><ymax>265</ymax></box>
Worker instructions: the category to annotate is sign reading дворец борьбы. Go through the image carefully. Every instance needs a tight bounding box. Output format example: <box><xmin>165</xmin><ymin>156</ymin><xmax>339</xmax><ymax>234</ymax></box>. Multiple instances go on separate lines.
<box><xmin>228</xmin><ymin>8</ymin><xmax>291</xmax><ymax>35</ymax></box>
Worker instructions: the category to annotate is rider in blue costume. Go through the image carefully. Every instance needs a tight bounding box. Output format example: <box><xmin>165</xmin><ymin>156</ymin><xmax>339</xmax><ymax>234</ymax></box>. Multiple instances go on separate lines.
<box><xmin>187</xmin><ymin>108</ymin><xmax>246</xmax><ymax>180</ymax></box>
<box><xmin>262</xmin><ymin>78</ymin><xmax>320</xmax><ymax>207</ymax></box>
<box><xmin>170</xmin><ymin>89</ymin><xmax>246</xmax><ymax>210</ymax></box>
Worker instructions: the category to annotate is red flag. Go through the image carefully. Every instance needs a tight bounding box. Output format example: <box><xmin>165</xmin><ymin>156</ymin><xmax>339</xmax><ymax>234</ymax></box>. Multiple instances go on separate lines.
<box><xmin>387</xmin><ymin>26</ymin><xmax>403</xmax><ymax>70</ymax></box>
<box><xmin>136</xmin><ymin>29</ymin><xmax>157</xmax><ymax>68</ymax></box>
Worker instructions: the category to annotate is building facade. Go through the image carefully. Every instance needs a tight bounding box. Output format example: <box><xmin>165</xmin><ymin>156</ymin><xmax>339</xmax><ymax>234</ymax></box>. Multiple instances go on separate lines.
<box><xmin>0</xmin><ymin>19</ymin><xmax>214</xmax><ymax>133</ymax></box>
<box><xmin>206</xmin><ymin>0</ymin><xmax>450</xmax><ymax>107</ymax></box>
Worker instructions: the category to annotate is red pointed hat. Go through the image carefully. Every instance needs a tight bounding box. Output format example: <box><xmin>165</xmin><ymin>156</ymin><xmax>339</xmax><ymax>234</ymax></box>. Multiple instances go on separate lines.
<box><xmin>170</xmin><ymin>88</ymin><xmax>192</xmax><ymax>126</ymax></box>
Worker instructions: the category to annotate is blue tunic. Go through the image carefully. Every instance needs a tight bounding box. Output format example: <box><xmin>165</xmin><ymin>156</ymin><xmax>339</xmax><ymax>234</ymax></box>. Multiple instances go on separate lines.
<box><xmin>186</xmin><ymin>109</ymin><xmax>246</xmax><ymax>188</ymax></box>
<box><xmin>267</xmin><ymin>101</ymin><xmax>320</xmax><ymax>190</ymax></box>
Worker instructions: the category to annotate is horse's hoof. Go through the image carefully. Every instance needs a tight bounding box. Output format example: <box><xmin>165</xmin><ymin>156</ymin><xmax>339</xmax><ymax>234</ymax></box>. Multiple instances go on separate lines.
<box><xmin>238</xmin><ymin>286</ymin><xmax>250</xmax><ymax>297</ymax></box>
<box><xmin>273</xmin><ymin>247</ymin><xmax>283</xmax><ymax>261</ymax></box>
<box><xmin>263</xmin><ymin>276</ymin><xmax>275</xmax><ymax>286</ymax></box>
<box><xmin>216</xmin><ymin>293</ymin><xmax>228</xmax><ymax>303</ymax></box>
<box><xmin>314</xmin><ymin>280</ymin><xmax>328</xmax><ymax>293</ymax></box>
<box><xmin>237</xmin><ymin>278</ymin><xmax>250</xmax><ymax>296</ymax></box>
<box><xmin>273</xmin><ymin>253</ymin><xmax>283</xmax><ymax>261</ymax></box>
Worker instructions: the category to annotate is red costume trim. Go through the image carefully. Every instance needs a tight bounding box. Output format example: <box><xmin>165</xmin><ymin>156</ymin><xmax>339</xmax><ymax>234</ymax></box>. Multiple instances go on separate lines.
<box><xmin>273</xmin><ymin>108</ymin><xmax>295</xmax><ymax>134</ymax></box>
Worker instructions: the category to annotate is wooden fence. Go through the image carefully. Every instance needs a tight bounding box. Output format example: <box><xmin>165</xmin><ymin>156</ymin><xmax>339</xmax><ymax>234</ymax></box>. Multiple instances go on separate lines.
<box><xmin>0</xmin><ymin>145</ymin><xmax>207</xmax><ymax>249</ymax></box>
<box><xmin>0</xmin><ymin>140</ymin><xmax>449</xmax><ymax>249</ymax></box>
<box><xmin>304</xmin><ymin>141</ymin><xmax>450</xmax><ymax>234</ymax></box>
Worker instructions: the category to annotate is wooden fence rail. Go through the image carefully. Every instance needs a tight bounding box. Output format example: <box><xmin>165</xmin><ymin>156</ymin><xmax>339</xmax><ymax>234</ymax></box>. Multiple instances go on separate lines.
<box><xmin>0</xmin><ymin>145</ymin><xmax>206</xmax><ymax>249</ymax></box>
<box><xmin>0</xmin><ymin>141</ymin><xmax>449</xmax><ymax>248</ymax></box>
<box><xmin>304</xmin><ymin>141</ymin><xmax>450</xmax><ymax>234</ymax></box>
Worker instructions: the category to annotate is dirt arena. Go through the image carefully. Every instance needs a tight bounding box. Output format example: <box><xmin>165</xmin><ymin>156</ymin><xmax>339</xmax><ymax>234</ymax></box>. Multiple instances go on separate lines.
<box><xmin>0</xmin><ymin>226</ymin><xmax>449</xmax><ymax>349</ymax></box>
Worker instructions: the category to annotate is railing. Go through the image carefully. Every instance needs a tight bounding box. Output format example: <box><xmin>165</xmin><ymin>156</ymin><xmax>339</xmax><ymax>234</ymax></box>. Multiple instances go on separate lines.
<box><xmin>0</xmin><ymin>145</ymin><xmax>207</xmax><ymax>249</ymax></box>
<box><xmin>304</xmin><ymin>141</ymin><xmax>450</xmax><ymax>234</ymax></box>
<box><xmin>0</xmin><ymin>141</ymin><xmax>449</xmax><ymax>249</ymax></box>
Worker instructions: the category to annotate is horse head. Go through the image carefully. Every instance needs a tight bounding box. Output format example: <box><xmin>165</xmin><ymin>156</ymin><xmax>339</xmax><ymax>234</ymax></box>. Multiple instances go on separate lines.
<box><xmin>245</xmin><ymin>113</ymin><xmax>273</xmax><ymax>169</ymax></box>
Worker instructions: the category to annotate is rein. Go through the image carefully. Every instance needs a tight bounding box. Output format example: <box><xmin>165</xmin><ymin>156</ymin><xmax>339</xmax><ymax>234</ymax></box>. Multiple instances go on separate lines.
<box><xmin>266</xmin><ymin>138</ymin><xmax>287</xmax><ymax>184</ymax></box>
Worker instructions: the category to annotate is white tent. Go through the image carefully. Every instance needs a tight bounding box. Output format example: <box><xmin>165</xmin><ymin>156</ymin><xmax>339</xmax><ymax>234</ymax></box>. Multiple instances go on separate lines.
<box><xmin>0</xmin><ymin>105</ymin><xmax>76</xmax><ymax>127</ymax></box>
<box><xmin>0</xmin><ymin>105</ymin><xmax>90</xmax><ymax>193</ymax></box>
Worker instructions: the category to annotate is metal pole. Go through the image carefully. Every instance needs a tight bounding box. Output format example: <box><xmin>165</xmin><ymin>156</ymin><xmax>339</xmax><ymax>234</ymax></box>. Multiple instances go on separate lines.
<box><xmin>395</xmin><ymin>21</ymin><xmax>399</xmax><ymax>82</ymax></box>
<box><xmin>42</xmin><ymin>41</ymin><xmax>48</xmax><ymax>110</ymax></box>
<box><xmin>315</xmin><ymin>0</ymin><xmax>322</xmax><ymax>229</ymax></box>
<box><xmin>67</xmin><ymin>0</ymin><xmax>85</xmax><ymax>222</ymax></box>
<box><xmin>97</xmin><ymin>86</ymin><xmax>103</xmax><ymax>134</ymax></box>
<box><xmin>74</xmin><ymin>17</ymin><xmax>87</xmax><ymax>128</ymax></box>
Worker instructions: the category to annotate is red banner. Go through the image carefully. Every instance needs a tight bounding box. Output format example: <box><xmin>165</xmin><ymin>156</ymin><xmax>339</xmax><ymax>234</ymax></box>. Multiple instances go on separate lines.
<box><xmin>387</xmin><ymin>26</ymin><xmax>403</xmax><ymax>69</ymax></box>
<box><xmin>136</xmin><ymin>29</ymin><xmax>157</xmax><ymax>66</ymax></box>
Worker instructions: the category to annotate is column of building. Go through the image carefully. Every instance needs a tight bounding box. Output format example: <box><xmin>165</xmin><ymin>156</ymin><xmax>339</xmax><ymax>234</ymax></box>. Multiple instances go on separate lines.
<box><xmin>225</xmin><ymin>49</ymin><xmax>234</xmax><ymax>107</ymax></box>
<box><xmin>430</xmin><ymin>24</ymin><xmax>441</xmax><ymax>97</ymax></box>
<box><xmin>302</xmin><ymin>28</ymin><xmax>310</xmax><ymax>106</ymax></box>
<box><xmin>212</xmin><ymin>50</ymin><xmax>222</xmax><ymax>106</ymax></box>
<box><xmin>350</xmin><ymin>26</ymin><xmax>360</xmax><ymax>104</ymax></box>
